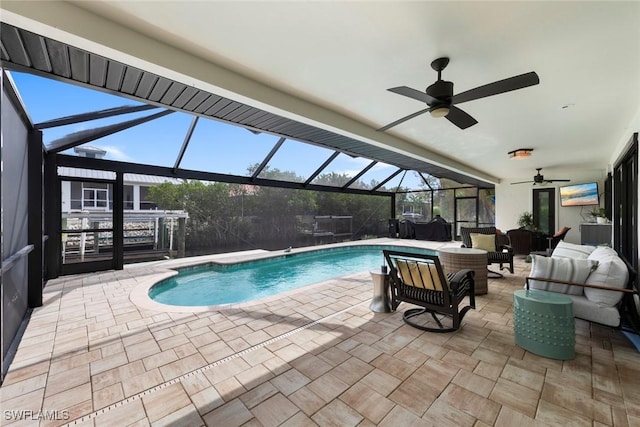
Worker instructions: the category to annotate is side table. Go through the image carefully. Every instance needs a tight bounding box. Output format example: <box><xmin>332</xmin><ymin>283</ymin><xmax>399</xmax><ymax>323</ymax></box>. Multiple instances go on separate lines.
<box><xmin>438</xmin><ymin>247</ymin><xmax>488</xmax><ymax>294</ymax></box>
<box><xmin>513</xmin><ymin>289</ymin><xmax>575</xmax><ymax>360</ymax></box>
<box><xmin>369</xmin><ymin>271</ymin><xmax>391</xmax><ymax>313</ymax></box>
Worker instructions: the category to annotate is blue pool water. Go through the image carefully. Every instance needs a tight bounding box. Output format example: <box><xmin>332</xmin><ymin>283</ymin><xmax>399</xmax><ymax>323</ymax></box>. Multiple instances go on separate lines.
<box><xmin>149</xmin><ymin>245</ymin><xmax>436</xmax><ymax>306</ymax></box>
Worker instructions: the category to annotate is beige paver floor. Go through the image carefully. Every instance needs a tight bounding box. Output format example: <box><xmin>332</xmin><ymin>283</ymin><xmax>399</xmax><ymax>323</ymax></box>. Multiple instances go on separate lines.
<box><xmin>1</xmin><ymin>239</ymin><xmax>639</xmax><ymax>426</ymax></box>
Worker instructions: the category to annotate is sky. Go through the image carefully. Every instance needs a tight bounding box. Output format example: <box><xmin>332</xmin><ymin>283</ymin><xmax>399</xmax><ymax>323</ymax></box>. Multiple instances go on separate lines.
<box><xmin>11</xmin><ymin>71</ymin><xmax>427</xmax><ymax>189</ymax></box>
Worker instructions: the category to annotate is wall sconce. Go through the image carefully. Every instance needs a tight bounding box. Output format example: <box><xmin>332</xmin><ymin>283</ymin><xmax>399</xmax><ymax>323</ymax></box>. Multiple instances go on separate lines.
<box><xmin>508</xmin><ymin>148</ymin><xmax>533</xmax><ymax>160</ymax></box>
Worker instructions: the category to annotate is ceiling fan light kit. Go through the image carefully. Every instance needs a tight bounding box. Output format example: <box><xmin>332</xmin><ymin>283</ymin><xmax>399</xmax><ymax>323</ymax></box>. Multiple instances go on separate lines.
<box><xmin>430</xmin><ymin>107</ymin><xmax>450</xmax><ymax>118</ymax></box>
<box><xmin>508</xmin><ymin>148</ymin><xmax>534</xmax><ymax>159</ymax></box>
<box><xmin>378</xmin><ymin>57</ymin><xmax>539</xmax><ymax>131</ymax></box>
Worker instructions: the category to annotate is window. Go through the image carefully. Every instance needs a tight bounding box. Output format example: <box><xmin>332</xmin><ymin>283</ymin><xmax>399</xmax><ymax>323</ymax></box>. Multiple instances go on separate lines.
<box><xmin>139</xmin><ymin>186</ymin><xmax>157</xmax><ymax>210</ymax></box>
<box><xmin>124</xmin><ymin>185</ymin><xmax>134</xmax><ymax>210</ymax></box>
<box><xmin>83</xmin><ymin>184</ymin><xmax>109</xmax><ymax>209</ymax></box>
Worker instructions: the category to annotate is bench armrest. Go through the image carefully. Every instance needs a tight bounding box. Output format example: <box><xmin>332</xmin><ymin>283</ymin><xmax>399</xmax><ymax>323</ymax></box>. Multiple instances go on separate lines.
<box><xmin>526</xmin><ymin>276</ymin><xmax>637</xmax><ymax>294</ymax></box>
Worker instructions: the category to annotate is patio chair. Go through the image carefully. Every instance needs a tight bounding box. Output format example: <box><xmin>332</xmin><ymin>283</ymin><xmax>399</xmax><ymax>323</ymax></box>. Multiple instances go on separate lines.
<box><xmin>383</xmin><ymin>249</ymin><xmax>475</xmax><ymax>332</ymax></box>
<box><xmin>460</xmin><ymin>226</ymin><xmax>514</xmax><ymax>277</ymax></box>
<box><xmin>546</xmin><ymin>226</ymin><xmax>571</xmax><ymax>253</ymax></box>
<box><xmin>506</xmin><ymin>228</ymin><xmax>535</xmax><ymax>255</ymax></box>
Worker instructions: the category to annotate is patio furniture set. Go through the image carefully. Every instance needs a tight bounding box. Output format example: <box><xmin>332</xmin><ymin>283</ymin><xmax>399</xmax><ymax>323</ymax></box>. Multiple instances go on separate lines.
<box><xmin>371</xmin><ymin>236</ymin><xmax>637</xmax><ymax>361</ymax></box>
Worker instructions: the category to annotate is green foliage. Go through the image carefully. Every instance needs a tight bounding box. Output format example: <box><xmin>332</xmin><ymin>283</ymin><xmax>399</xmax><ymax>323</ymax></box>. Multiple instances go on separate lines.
<box><xmin>148</xmin><ymin>180</ymin><xmax>251</xmax><ymax>249</ymax></box>
<box><xmin>518</xmin><ymin>211</ymin><xmax>534</xmax><ymax>230</ymax></box>
<box><xmin>147</xmin><ymin>166</ymin><xmax>390</xmax><ymax>252</ymax></box>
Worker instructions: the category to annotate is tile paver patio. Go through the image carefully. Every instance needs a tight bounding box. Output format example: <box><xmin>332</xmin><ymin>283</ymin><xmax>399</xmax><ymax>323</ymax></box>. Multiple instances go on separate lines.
<box><xmin>1</xmin><ymin>239</ymin><xmax>639</xmax><ymax>426</ymax></box>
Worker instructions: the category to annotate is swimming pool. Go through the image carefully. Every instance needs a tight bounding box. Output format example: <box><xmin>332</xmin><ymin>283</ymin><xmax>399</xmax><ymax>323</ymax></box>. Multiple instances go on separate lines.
<box><xmin>149</xmin><ymin>245</ymin><xmax>436</xmax><ymax>306</ymax></box>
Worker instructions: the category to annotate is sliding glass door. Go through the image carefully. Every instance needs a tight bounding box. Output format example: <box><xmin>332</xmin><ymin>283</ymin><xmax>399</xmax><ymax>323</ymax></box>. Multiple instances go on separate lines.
<box><xmin>613</xmin><ymin>133</ymin><xmax>638</xmax><ymax>269</ymax></box>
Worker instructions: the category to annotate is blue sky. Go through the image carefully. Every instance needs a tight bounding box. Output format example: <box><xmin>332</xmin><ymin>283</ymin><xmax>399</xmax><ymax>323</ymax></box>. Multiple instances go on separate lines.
<box><xmin>11</xmin><ymin>71</ymin><xmax>425</xmax><ymax>189</ymax></box>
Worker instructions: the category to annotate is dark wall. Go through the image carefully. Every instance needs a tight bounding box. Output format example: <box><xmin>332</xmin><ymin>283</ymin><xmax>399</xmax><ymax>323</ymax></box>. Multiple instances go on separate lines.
<box><xmin>1</xmin><ymin>73</ymin><xmax>32</xmax><ymax>380</ymax></box>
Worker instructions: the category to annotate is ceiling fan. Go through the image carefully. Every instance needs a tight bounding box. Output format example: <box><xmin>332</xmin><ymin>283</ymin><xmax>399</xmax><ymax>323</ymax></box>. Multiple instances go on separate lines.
<box><xmin>378</xmin><ymin>57</ymin><xmax>539</xmax><ymax>131</ymax></box>
<box><xmin>511</xmin><ymin>168</ymin><xmax>571</xmax><ymax>185</ymax></box>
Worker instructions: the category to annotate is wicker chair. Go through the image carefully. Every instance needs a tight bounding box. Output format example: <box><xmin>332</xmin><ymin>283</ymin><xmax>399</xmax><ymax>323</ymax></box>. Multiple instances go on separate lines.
<box><xmin>506</xmin><ymin>228</ymin><xmax>535</xmax><ymax>255</ymax></box>
<box><xmin>384</xmin><ymin>250</ymin><xmax>475</xmax><ymax>332</ymax></box>
<box><xmin>460</xmin><ymin>226</ymin><xmax>514</xmax><ymax>277</ymax></box>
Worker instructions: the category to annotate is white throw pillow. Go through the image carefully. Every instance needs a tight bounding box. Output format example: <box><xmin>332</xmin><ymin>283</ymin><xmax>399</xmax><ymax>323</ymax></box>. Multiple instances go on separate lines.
<box><xmin>588</xmin><ymin>246</ymin><xmax>619</xmax><ymax>262</ymax></box>
<box><xmin>529</xmin><ymin>255</ymin><xmax>598</xmax><ymax>295</ymax></box>
<box><xmin>584</xmin><ymin>256</ymin><xmax>629</xmax><ymax>306</ymax></box>
<box><xmin>551</xmin><ymin>241</ymin><xmax>596</xmax><ymax>259</ymax></box>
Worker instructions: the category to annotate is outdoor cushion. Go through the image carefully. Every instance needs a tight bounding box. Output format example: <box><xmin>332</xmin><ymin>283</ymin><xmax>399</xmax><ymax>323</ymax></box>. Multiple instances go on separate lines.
<box><xmin>551</xmin><ymin>241</ymin><xmax>596</xmax><ymax>259</ymax></box>
<box><xmin>396</xmin><ymin>259</ymin><xmax>446</xmax><ymax>291</ymax></box>
<box><xmin>584</xmin><ymin>256</ymin><xmax>629</xmax><ymax>306</ymax></box>
<box><xmin>587</xmin><ymin>246</ymin><xmax>619</xmax><ymax>262</ymax></box>
<box><xmin>565</xmin><ymin>294</ymin><xmax>621</xmax><ymax>327</ymax></box>
<box><xmin>529</xmin><ymin>255</ymin><xmax>598</xmax><ymax>295</ymax></box>
<box><xmin>553</xmin><ymin>226</ymin><xmax>571</xmax><ymax>238</ymax></box>
<box><xmin>470</xmin><ymin>232</ymin><xmax>496</xmax><ymax>252</ymax></box>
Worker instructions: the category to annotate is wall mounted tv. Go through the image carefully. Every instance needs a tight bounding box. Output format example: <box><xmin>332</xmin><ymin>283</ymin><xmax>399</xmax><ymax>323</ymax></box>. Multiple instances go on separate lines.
<box><xmin>559</xmin><ymin>182</ymin><xmax>599</xmax><ymax>207</ymax></box>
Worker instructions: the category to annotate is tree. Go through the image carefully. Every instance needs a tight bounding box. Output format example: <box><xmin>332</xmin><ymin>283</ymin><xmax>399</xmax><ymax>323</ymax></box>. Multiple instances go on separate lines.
<box><xmin>145</xmin><ymin>166</ymin><xmax>393</xmax><ymax>253</ymax></box>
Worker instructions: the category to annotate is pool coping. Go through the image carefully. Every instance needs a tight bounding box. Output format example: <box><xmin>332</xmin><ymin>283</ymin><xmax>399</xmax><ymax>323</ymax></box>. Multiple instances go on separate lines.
<box><xmin>129</xmin><ymin>238</ymin><xmax>456</xmax><ymax>313</ymax></box>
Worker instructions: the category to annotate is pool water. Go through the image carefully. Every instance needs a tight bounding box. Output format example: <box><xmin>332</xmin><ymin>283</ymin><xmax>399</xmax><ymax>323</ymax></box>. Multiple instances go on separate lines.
<box><xmin>149</xmin><ymin>245</ymin><xmax>435</xmax><ymax>306</ymax></box>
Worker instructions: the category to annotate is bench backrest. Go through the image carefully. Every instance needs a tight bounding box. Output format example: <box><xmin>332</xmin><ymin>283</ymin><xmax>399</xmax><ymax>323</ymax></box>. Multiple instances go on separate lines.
<box><xmin>383</xmin><ymin>250</ymin><xmax>449</xmax><ymax>291</ymax></box>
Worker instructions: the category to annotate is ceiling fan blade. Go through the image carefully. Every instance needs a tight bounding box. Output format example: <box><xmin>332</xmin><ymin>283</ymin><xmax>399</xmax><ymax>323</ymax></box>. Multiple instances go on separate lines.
<box><xmin>445</xmin><ymin>106</ymin><xmax>478</xmax><ymax>129</ymax></box>
<box><xmin>377</xmin><ymin>108</ymin><xmax>430</xmax><ymax>132</ymax></box>
<box><xmin>547</xmin><ymin>179</ymin><xmax>571</xmax><ymax>183</ymax></box>
<box><xmin>388</xmin><ymin>86</ymin><xmax>438</xmax><ymax>105</ymax></box>
<box><xmin>511</xmin><ymin>181</ymin><xmax>535</xmax><ymax>185</ymax></box>
<box><xmin>452</xmin><ymin>71</ymin><xmax>540</xmax><ymax>105</ymax></box>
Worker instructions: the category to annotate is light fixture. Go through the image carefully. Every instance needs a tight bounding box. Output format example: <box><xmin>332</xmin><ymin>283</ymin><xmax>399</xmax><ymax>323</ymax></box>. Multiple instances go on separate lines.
<box><xmin>508</xmin><ymin>148</ymin><xmax>533</xmax><ymax>160</ymax></box>
<box><xmin>430</xmin><ymin>106</ymin><xmax>450</xmax><ymax>118</ymax></box>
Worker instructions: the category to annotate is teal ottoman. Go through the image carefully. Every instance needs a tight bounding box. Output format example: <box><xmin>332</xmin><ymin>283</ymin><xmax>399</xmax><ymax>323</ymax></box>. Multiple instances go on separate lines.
<box><xmin>513</xmin><ymin>289</ymin><xmax>575</xmax><ymax>360</ymax></box>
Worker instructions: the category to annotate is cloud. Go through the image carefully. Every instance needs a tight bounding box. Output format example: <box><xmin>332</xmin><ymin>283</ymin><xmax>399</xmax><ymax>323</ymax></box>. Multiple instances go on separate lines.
<box><xmin>335</xmin><ymin>157</ymin><xmax>396</xmax><ymax>176</ymax></box>
<box><xmin>96</xmin><ymin>145</ymin><xmax>133</xmax><ymax>162</ymax></box>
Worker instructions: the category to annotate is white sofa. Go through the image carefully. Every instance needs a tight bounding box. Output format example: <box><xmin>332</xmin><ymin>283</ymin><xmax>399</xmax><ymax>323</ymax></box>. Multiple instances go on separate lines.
<box><xmin>526</xmin><ymin>241</ymin><xmax>636</xmax><ymax>327</ymax></box>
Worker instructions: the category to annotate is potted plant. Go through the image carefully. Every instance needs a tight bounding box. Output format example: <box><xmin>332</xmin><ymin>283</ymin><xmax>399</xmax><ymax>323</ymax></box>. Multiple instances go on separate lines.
<box><xmin>517</xmin><ymin>211</ymin><xmax>535</xmax><ymax>230</ymax></box>
<box><xmin>591</xmin><ymin>207</ymin><xmax>608</xmax><ymax>224</ymax></box>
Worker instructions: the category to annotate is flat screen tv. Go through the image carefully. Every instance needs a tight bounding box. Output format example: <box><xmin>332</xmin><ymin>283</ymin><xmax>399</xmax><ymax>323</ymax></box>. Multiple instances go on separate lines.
<box><xmin>560</xmin><ymin>182</ymin><xmax>599</xmax><ymax>207</ymax></box>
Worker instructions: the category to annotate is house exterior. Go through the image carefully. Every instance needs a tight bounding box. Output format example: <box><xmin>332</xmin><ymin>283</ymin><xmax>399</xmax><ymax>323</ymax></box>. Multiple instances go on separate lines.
<box><xmin>60</xmin><ymin>147</ymin><xmax>183</xmax><ymax>213</ymax></box>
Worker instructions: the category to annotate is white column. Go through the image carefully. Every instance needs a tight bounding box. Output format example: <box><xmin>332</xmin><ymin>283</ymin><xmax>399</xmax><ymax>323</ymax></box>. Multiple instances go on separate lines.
<box><xmin>133</xmin><ymin>185</ymin><xmax>141</xmax><ymax>211</ymax></box>
<box><xmin>61</xmin><ymin>181</ymin><xmax>71</xmax><ymax>212</ymax></box>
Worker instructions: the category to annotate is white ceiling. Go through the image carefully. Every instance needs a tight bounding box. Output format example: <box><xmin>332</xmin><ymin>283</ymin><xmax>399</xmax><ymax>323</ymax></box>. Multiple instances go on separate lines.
<box><xmin>3</xmin><ymin>1</ymin><xmax>640</xmax><ymax>184</ymax></box>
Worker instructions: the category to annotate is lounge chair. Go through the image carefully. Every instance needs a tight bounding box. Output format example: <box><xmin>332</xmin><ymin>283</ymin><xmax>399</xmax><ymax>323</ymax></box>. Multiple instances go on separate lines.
<box><xmin>383</xmin><ymin>249</ymin><xmax>475</xmax><ymax>332</ymax></box>
<box><xmin>546</xmin><ymin>226</ymin><xmax>571</xmax><ymax>253</ymax></box>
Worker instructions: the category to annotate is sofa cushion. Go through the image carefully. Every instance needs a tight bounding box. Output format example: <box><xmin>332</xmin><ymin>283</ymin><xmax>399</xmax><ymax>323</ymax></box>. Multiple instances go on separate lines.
<box><xmin>551</xmin><ymin>241</ymin><xmax>596</xmax><ymax>259</ymax></box>
<box><xmin>470</xmin><ymin>233</ymin><xmax>496</xmax><ymax>252</ymax></box>
<box><xmin>529</xmin><ymin>255</ymin><xmax>598</xmax><ymax>295</ymax></box>
<box><xmin>565</xmin><ymin>294</ymin><xmax>621</xmax><ymax>327</ymax></box>
<box><xmin>583</xmin><ymin>256</ymin><xmax>629</xmax><ymax>306</ymax></box>
<box><xmin>587</xmin><ymin>246</ymin><xmax>619</xmax><ymax>262</ymax></box>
